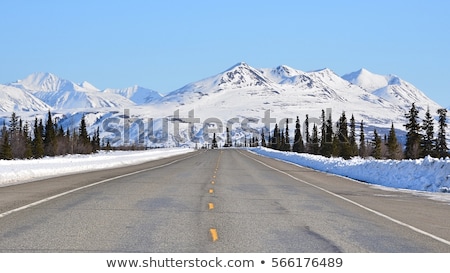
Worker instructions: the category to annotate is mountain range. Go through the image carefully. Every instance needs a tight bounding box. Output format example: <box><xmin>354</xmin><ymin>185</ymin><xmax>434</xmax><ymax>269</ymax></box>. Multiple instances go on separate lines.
<box><xmin>0</xmin><ymin>63</ymin><xmax>446</xmax><ymax>147</ymax></box>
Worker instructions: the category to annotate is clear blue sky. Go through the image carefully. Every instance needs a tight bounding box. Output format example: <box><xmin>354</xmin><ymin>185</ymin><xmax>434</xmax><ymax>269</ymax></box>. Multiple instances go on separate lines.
<box><xmin>1</xmin><ymin>0</ymin><xmax>449</xmax><ymax>107</ymax></box>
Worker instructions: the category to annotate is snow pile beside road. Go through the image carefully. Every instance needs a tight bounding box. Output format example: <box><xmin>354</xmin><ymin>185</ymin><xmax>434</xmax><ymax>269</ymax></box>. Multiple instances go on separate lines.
<box><xmin>250</xmin><ymin>147</ymin><xmax>450</xmax><ymax>193</ymax></box>
<box><xmin>0</xmin><ymin>148</ymin><xmax>194</xmax><ymax>187</ymax></box>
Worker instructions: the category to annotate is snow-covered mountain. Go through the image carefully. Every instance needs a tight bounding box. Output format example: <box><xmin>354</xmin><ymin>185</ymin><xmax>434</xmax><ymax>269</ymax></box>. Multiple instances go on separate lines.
<box><xmin>103</xmin><ymin>85</ymin><xmax>162</xmax><ymax>104</ymax></box>
<box><xmin>8</xmin><ymin>72</ymin><xmax>135</xmax><ymax>109</ymax></box>
<box><xmin>0</xmin><ymin>84</ymin><xmax>50</xmax><ymax>112</ymax></box>
<box><xmin>342</xmin><ymin>68</ymin><xmax>442</xmax><ymax>113</ymax></box>
<box><xmin>0</xmin><ymin>63</ymin><xmax>446</xmax><ymax>147</ymax></box>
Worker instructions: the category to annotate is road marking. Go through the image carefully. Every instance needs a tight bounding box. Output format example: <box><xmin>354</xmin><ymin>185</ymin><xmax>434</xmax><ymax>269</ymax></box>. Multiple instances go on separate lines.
<box><xmin>208</xmin><ymin>203</ymin><xmax>214</xmax><ymax>210</ymax></box>
<box><xmin>209</xmin><ymin>189</ymin><xmax>214</xmax><ymax>194</ymax></box>
<box><xmin>210</xmin><ymin>228</ymin><xmax>218</xmax><ymax>242</ymax></box>
<box><xmin>211</xmin><ymin>181</ymin><xmax>215</xmax><ymax>184</ymax></box>
<box><xmin>0</xmin><ymin>151</ymin><xmax>201</xmax><ymax>219</ymax></box>
<box><xmin>240</xmin><ymin>150</ymin><xmax>450</xmax><ymax>247</ymax></box>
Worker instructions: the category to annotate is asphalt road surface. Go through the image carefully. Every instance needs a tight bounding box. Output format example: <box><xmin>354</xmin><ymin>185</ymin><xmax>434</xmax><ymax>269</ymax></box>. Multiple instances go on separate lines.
<box><xmin>0</xmin><ymin>149</ymin><xmax>449</xmax><ymax>252</ymax></box>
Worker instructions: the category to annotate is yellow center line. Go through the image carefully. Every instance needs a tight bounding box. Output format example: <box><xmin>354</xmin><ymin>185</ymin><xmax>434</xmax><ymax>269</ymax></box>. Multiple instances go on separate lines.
<box><xmin>211</xmin><ymin>180</ymin><xmax>215</xmax><ymax>184</ymax></box>
<box><xmin>209</xmin><ymin>188</ymin><xmax>214</xmax><ymax>194</ymax></box>
<box><xmin>208</xmin><ymin>203</ymin><xmax>214</xmax><ymax>210</ymax></box>
<box><xmin>210</xmin><ymin>228</ymin><xmax>218</xmax><ymax>242</ymax></box>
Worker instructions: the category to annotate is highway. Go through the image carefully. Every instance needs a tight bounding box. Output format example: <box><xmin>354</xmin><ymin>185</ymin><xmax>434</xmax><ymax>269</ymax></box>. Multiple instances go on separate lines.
<box><xmin>0</xmin><ymin>149</ymin><xmax>449</xmax><ymax>252</ymax></box>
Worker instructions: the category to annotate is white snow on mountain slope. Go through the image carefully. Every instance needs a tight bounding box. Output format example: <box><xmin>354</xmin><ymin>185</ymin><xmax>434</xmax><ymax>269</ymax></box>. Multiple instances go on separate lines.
<box><xmin>1</xmin><ymin>63</ymin><xmax>446</xmax><ymax>148</ymax></box>
<box><xmin>103</xmin><ymin>85</ymin><xmax>163</xmax><ymax>104</ymax></box>
<box><xmin>342</xmin><ymin>69</ymin><xmax>442</xmax><ymax>113</ymax></box>
<box><xmin>10</xmin><ymin>72</ymin><xmax>80</xmax><ymax>93</ymax></box>
<box><xmin>9</xmin><ymin>72</ymin><xmax>136</xmax><ymax>109</ymax></box>
<box><xmin>0</xmin><ymin>84</ymin><xmax>50</xmax><ymax>112</ymax></box>
<box><xmin>159</xmin><ymin>62</ymin><xmax>281</xmax><ymax>105</ymax></box>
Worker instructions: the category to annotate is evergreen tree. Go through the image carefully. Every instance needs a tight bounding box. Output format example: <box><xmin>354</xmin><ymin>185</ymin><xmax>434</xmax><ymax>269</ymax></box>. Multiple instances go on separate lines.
<box><xmin>338</xmin><ymin>112</ymin><xmax>351</xmax><ymax>159</ymax></box>
<box><xmin>359</xmin><ymin>120</ymin><xmax>366</xmax><ymax>158</ymax></box>
<box><xmin>261</xmin><ymin>129</ymin><xmax>266</xmax><ymax>147</ymax></box>
<box><xmin>9</xmin><ymin>112</ymin><xmax>23</xmax><ymax>158</ymax></box>
<box><xmin>212</xmin><ymin>133</ymin><xmax>218</xmax><ymax>149</ymax></box>
<box><xmin>280</xmin><ymin>131</ymin><xmax>285</xmax><ymax>151</ymax></box>
<box><xmin>320</xmin><ymin>109</ymin><xmax>326</xmax><ymax>151</ymax></box>
<box><xmin>436</xmin><ymin>108</ymin><xmax>448</xmax><ymax>158</ymax></box>
<box><xmin>311</xmin><ymin>124</ymin><xmax>320</xmax><ymax>154</ymax></box>
<box><xmin>44</xmin><ymin>111</ymin><xmax>57</xmax><ymax>156</ymax></box>
<box><xmin>77</xmin><ymin>114</ymin><xmax>91</xmax><ymax>154</ymax></box>
<box><xmin>331</xmin><ymin>134</ymin><xmax>340</xmax><ymax>157</ymax></box>
<box><xmin>225</xmin><ymin>127</ymin><xmax>232</xmax><ymax>147</ymax></box>
<box><xmin>387</xmin><ymin>123</ymin><xmax>402</xmax><ymax>159</ymax></box>
<box><xmin>271</xmin><ymin>124</ymin><xmax>279</xmax><ymax>150</ymax></box>
<box><xmin>23</xmin><ymin>121</ymin><xmax>33</xmax><ymax>159</ymax></box>
<box><xmin>284</xmin><ymin>119</ymin><xmax>291</xmax><ymax>151</ymax></box>
<box><xmin>33</xmin><ymin>118</ymin><xmax>45</xmax><ymax>158</ymax></box>
<box><xmin>1</xmin><ymin>126</ymin><xmax>13</xmax><ymax>160</ymax></box>
<box><xmin>349</xmin><ymin>114</ymin><xmax>358</xmax><ymax>156</ymax></box>
<box><xmin>320</xmin><ymin>110</ymin><xmax>333</xmax><ymax>157</ymax></box>
<box><xmin>304</xmin><ymin>114</ymin><xmax>310</xmax><ymax>151</ymax></box>
<box><xmin>404</xmin><ymin>103</ymin><xmax>422</xmax><ymax>159</ymax></box>
<box><xmin>421</xmin><ymin>107</ymin><xmax>435</xmax><ymax>157</ymax></box>
<box><xmin>293</xmin><ymin>116</ymin><xmax>303</xmax><ymax>152</ymax></box>
<box><xmin>372</xmin><ymin>129</ymin><xmax>382</xmax><ymax>159</ymax></box>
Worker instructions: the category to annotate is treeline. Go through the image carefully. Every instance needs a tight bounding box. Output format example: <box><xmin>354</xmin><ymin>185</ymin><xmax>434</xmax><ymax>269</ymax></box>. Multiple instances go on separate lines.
<box><xmin>0</xmin><ymin>111</ymin><xmax>101</xmax><ymax>160</ymax></box>
<box><xmin>264</xmin><ymin>103</ymin><xmax>449</xmax><ymax>160</ymax></box>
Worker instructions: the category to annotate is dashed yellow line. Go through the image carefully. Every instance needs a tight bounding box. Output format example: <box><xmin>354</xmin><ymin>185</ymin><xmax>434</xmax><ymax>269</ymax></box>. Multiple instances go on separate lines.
<box><xmin>209</xmin><ymin>188</ymin><xmax>214</xmax><ymax>194</ymax></box>
<box><xmin>210</xmin><ymin>228</ymin><xmax>218</xmax><ymax>242</ymax></box>
<box><xmin>208</xmin><ymin>202</ymin><xmax>214</xmax><ymax>210</ymax></box>
<box><xmin>211</xmin><ymin>180</ymin><xmax>215</xmax><ymax>184</ymax></box>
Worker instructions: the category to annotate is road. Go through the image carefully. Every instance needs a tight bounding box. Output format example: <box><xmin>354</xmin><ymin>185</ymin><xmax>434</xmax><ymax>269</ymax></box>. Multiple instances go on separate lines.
<box><xmin>0</xmin><ymin>149</ymin><xmax>449</xmax><ymax>252</ymax></box>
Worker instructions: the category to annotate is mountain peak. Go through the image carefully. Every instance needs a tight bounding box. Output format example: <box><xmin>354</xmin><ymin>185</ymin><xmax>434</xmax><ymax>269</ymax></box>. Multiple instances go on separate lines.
<box><xmin>10</xmin><ymin>72</ymin><xmax>76</xmax><ymax>92</ymax></box>
<box><xmin>80</xmin><ymin>81</ymin><xmax>100</xmax><ymax>92</ymax></box>
<box><xmin>342</xmin><ymin>68</ymin><xmax>389</xmax><ymax>91</ymax></box>
<box><xmin>216</xmin><ymin>62</ymin><xmax>271</xmax><ymax>88</ymax></box>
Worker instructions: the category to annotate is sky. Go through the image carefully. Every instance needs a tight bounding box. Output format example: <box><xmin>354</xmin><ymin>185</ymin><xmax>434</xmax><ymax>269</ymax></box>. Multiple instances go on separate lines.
<box><xmin>1</xmin><ymin>0</ymin><xmax>449</xmax><ymax>107</ymax></box>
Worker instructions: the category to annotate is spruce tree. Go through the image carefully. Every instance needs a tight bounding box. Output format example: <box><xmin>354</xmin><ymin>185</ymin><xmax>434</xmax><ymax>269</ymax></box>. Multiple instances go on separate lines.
<box><xmin>311</xmin><ymin>124</ymin><xmax>320</xmax><ymax>154</ymax></box>
<box><xmin>349</xmin><ymin>114</ymin><xmax>358</xmax><ymax>156</ymax></box>
<box><xmin>78</xmin><ymin>114</ymin><xmax>91</xmax><ymax>154</ymax></box>
<box><xmin>33</xmin><ymin>118</ymin><xmax>44</xmax><ymax>158</ymax></box>
<box><xmin>271</xmin><ymin>124</ymin><xmax>279</xmax><ymax>150</ymax></box>
<box><xmin>261</xmin><ymin>129</ymin><xmax>266</xmax><ymax>147</ymax></box>
<box><xmin>372</xmin><ymin>129</ymin><xmax>382</xmax><ymax>159</ymax></box>
<box><xmin>44</xmin><ymin>111</ymin><xmax>57</xmax><ymax>156</ymax></box>
<box><xmin>320</xmin><ymin>110</ymin><xmax>333</xmax><ymax>157</ymax></box>
<box><xmin>293</xmin><ymin>116</ymin><xmax>303</xmax><ymax>152</ymax></box>
<box><xmin>387</xmin><ymin>123</ymin><xmax>401</xmax><ymax>159</ymax></box>
<box><xmin>331</xmin><ymin>134</ymin><xmax>340</xmax><ymax>157</ymax></box>
<box><xmin>436</xmin><ymin>108</ymin><xmax>448</xmax><ymax>158</ymax></box>
<box><xmin>212</xmin><ymin>133</ymin><xmax>217</xmax><ymax>149</ymax></box>
<box><xmin>225</xmin><ymin>127</ymin><xmax>232</xmax><ymax>147</ymax></box>
<box><xmin>320</xmin><ymin>109</ymin><xmax>326</xmax><ymax>152</ymax></box>
<box><xmin>359</xmin><ymin>120</ymin><xmax>366</xmax><ymax>157</ymax></box>
<box><xmin>304</xmin><ymin>114</ymin><xmax>310</xmax><ymax>151</ymax></box>
<box><xmin>421</xmin><ymin>107</ymin><xmax>435</xmax><ymax>157</ymax></box>
<box><xmin>284</xmin><ymin>119</ymin><xmax>291</xmax><ymax>151</ymax></box>
<box><xmin>338</xmin><ymin>112</ymin><xmax>351</xmax><ymax>159</ymax></box>
<box><xmin>404</xmin><ymin>103</ymin><xmax>422</xmax><ymax>159</ymax></box>
<box><xmin>23</xmin><ymin>121</ymin><xmax>33</xmax><ymax>159</ymax></box>
<box><xmin>1</xmin><ymin>128</ymin><xmax>13</xmax><ymax>160</ymax></box>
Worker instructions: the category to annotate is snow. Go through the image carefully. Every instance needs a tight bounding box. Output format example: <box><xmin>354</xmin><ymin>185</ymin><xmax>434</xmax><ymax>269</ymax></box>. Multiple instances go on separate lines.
<box><xmin>249</xmin><ymin>147</ymin><xmax>450</xmax><ymax>196</ymax></box>
<box><xmin>0</xmin><ymin>148</ymin><xmax>194</xmax><ymax>187</ymax></box>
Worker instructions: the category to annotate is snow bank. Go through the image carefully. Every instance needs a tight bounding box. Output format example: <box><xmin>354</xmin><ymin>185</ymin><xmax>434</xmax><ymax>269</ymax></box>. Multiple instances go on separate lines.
<box><xmin>0</xmin><ymin>148</ymin><xmax>194</xmax><ymax>187</ymax></box>
<box><xmin>250</xmin><ymin>147</ymin><xmax>450</xmax><ymax>193</ymax></box>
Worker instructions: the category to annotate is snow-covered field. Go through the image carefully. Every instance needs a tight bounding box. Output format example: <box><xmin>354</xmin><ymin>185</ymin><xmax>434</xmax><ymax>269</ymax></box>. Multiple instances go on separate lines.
<box><xmin>0</xmin><ymin>148</ymin><xmax>194</xmax><ymax>187</ymax></box>
<box><xmin>249</xmin><ymin>147</ymin><xmax>450</xmax><ymax>200</ymax></box>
